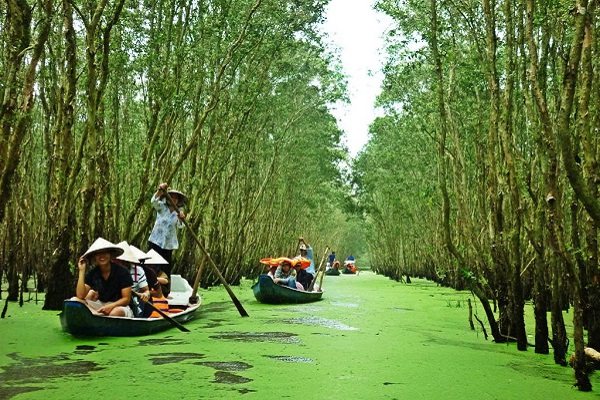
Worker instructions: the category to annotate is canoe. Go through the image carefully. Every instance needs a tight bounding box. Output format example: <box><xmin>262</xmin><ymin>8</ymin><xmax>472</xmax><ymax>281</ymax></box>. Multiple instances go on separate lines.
<box><xmin>59</xmin><ymin>275</ymin><xmax>200</xmax><ymax>336</ymax></box>
<box><xmin>325</xmin><ymin>268</ymin><xmax>340</xmax><ymax>276</ymax></box>
<box><xmin>60</xmin><ymin>300</ymin><xmax>200</xmax><ymax>336</ymax></box>
<box><xmin>252</xmin><ymin>274</ymin><xmax>323</xmax><ymax>304</ymax></box>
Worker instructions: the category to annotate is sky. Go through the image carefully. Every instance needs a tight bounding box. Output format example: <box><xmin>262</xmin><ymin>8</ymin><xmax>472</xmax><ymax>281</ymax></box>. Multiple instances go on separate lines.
<box><xmin>319</xmin><ymin>0</ymin><xmax>394</xmax><ymax>157</ymax></box>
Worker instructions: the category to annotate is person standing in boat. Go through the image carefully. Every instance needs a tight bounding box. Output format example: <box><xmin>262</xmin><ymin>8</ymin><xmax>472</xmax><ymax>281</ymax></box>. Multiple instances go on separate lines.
<box><xmin>148</xmin><ymin>182</ymin><xmax>187</xmax><ymax>296</ymax></box>
<box><xmin>76</xmin><ymin>238</ymin><xmax>134</xmax><ymax>317</ymax></box>
<box><xmin>294</xmin><ymin>237</ymin><xmax>314</xmax><ymax>290</ymax></box>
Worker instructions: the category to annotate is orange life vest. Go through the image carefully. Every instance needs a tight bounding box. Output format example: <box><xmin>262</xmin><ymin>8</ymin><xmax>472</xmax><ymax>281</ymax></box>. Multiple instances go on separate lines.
<box><xmin>149</xmin><ymin>296</ymin><xmax>169</xmax><ymax>318</ymax></box>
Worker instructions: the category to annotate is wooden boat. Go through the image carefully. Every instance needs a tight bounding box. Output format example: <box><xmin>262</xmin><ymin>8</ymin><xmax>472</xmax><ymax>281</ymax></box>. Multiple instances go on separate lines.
<box><xmin>325</xmin><ymin>268</ymin><xmax>340</xmax><ymax>276</ymax></box>
<box><xmin>59</xmin><ymin>275</ymin><xmax>200</xmax><ymax>336</ymax></box>
<box><xmin>60</xmin><ymin>301</ymin><xmax>200</xmax><ymax>336</ymax></box>
<box><xmin>252</xmin><ymin>274</ymin><xmax>323</xmax><ymax>304</ymax></box>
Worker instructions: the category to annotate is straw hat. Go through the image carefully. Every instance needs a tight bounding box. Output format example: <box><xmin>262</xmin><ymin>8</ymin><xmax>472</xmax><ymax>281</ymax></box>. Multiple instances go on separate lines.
<box><xmin>82</xmin><ymin>238</ymin><xmax>124</xmax><ymax>261</ymax></box>
<box><xmin>115</xmin><ymin>241</ymin><xmax>140</xmax><ymax>264</ymax></box>
<box><xmin>129</xmin><ymin>244</ymin><xmax>151</xmax><ymax>262</ymax></box>
<box><xmin>167</xmin><ymin>189</ymin><xmax>187</xmax><ymax>206</ymax></box>
<box><xmin>145</xmin><ymin>249</ymin><xmax>169</xmax><ymax>265</ymax></box>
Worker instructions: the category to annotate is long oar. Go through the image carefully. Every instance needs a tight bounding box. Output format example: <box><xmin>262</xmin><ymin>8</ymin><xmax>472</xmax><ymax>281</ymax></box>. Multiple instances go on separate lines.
<box><xmin>132</xmin><ymin>292</ymin><xmax>190</xmax><ymax>332</ymax></box>
<box><xmin>164</xmin><ymin>192</ymin><xmax>249</xmax><ymax>317</ymax></box>
<box><xmin>308</xmin><ymin>246</ymin><xmax>329</xmax><ymax>292</ymax></box>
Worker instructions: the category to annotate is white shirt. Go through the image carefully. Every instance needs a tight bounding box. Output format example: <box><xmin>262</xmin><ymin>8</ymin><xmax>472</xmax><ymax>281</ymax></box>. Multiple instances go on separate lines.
<box><xmin>148</xmin><ymin>194</ymin><xmax>183</xmax><ymax>250</ymax></box>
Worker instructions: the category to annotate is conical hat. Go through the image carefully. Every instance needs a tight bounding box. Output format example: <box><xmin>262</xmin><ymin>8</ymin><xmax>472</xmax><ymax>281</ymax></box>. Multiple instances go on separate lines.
<box><xmin>82</xmin><ymin>237</ymin><xmax>124</xmax><ymax>260</ymax></box>
<box><xmin>167</xmin><ymin>189</ymin><xmax>187</xmax><ymax>206</ymax></box>
<box><xmin>115</xmin><ymin>241</ymin><xmax>139</xmax><ymax>264</ymax></box>
<box><xmin>145</xmin><ymin>249</ymin><xmax>169</xmax><ymax>265</ymax></box>
<box><xmin>129</xmin><ymin>244</ymin><xmax>150</xmax><ymax>261</ymax></box>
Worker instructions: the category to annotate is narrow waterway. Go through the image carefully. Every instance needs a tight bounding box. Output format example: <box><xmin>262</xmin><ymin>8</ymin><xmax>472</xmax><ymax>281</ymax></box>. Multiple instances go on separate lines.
<box><xmin>0</xmin><ymin>272</ymin><xmax>597</xmax><ymax>399</ymax></box>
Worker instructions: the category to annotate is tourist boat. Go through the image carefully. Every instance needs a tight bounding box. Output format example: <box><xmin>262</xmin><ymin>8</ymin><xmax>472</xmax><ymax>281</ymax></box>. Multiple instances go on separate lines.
<box><xmin>252</xmin><ymin>274</ymin><xmax>323</xmax><ymax>304</ymax></box>
<box><xmin>59</xmin><ymin>275</ymin><xmax>200</xmax><ymax>336</ymax></box>
<box><xmin>325</xmin><ymin>268</ymin><xmax>340</xmax><ymax>276</ymax></box>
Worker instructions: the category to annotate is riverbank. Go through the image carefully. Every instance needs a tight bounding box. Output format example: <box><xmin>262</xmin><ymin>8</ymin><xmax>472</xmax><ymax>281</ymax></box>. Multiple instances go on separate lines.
<box><xmin>0</xmin><ymin>271</ymin><xmax>598</xmax><ymax>399</ymax></box>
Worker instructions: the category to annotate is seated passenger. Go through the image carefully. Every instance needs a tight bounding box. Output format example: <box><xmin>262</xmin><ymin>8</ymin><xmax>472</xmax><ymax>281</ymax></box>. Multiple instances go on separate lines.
<box><xmin>115</xmin><ymin>241</ymin><xmax>150</xmax><ymax>317</ymax></box>
<box><xmin>144</xmin><ymin>249</ymin><xmax>171</xmax><ymax>318</ymax></box>
<box><xmin>76</xmin><ymin>237</ymin><xmax>133</xmax><ymax>317</ymax></box>
<box><xmin>292</xmin><ymin>258</ymin><xmax>312</xmax><ymax>290</ymax></box>
<box><xmin>274</xmin><ymin>258</ymin><xmax>303</xmax><ymax>290</ymax></box>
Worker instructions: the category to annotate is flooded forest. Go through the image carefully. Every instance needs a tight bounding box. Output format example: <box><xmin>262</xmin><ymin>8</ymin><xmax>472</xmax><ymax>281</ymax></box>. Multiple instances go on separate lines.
<box><xmin>1</xmin><ymin>0</ymin><xmax>600</xmax><ymax>395</ymax></box>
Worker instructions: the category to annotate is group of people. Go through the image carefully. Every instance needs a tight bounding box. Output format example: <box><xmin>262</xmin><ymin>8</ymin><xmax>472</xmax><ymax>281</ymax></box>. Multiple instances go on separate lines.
<box><xmin>74</xmin><ymin>183</ymin><xmax>187</xmax><ymax>318</ymax></box>
<box><xmin>326</xmin><ymin>252</ymin><xmax>358</xmax><ymax>274</ymax></box>
<box><xmin>268</xmin><ymin>238</ymin><xmax>318</xmax><ymax>291</ymax></box>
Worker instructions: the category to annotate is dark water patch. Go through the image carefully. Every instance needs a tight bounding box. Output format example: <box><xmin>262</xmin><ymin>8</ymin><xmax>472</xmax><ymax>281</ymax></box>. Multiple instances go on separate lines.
<box><xmin>0</xmin><ymin>386</ymin><xmax>43</xmax><ymax>399</ymax></box>
<box><xmin>383</xmin><ymin>382</ymin><xmax>404</xmax><ymax>385</ymax></box>
<box><xmin>280</xmin><ymin>316</ymin><xmax>357</xmax><ymax>331</ymax></box>
<box><xmin>149</xmin><ymin>352</ymin><xmax>205</xmax><ymax>365</ymax></box>
<box><xmin>202</xmin><ymin>302</ymin><xmax>231</xmax><ymax>313</ymax></box>
<box><xmin>0</xmin><ymin>354</ymin><xmax>103</xmax><ymax>384</ymax></box>
<box><xmin>212</xmin><ymin>371</ymin><xmax>253</xmax><ymax>384</ymax></box>
<box><xmin>237</xmin><ymin>388</ymin><xmax>257</xmax><ymax>394</ymax></box>
<box><xmin>196</xmin><ymin>361</ymin><xmax>252</xmax><ymax>371</ymax></box>
<box><xmin>265</xmin><ymin>355</ymin><xmax>313</xmax><ymax>363</ymax></box>
<box><xmin>210</xmin><ymin>332</ymin><xmax>300</xmax><ymax>344</ymax></box>
<box><xmin>74</xmin><ymin>345</ymin><xmax>97</xmax><ymax>355</ymax></box>
<box><xmin>138</xmin><ymin>337</ymin><xmax>186</xmax><ymax>346</ymax></box>
<box><xmin>98</xmin><ymin>342</ymin><xmax>109</xmax><ymax>346</ymax></box>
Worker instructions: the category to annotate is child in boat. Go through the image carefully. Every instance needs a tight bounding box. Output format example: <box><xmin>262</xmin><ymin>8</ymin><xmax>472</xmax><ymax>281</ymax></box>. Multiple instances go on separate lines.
<box><xmin>274</xmin><ymin>258</ymin><xmax>304</xmax><ymax>290</ymax></box>
<box><xmin>148</xmin><ymin>182</ymin><xmax>187</xmax><ymax>296</ymax></box>
<box><xmin>75</xmin><ymin>237</ymin><xmax>134</xmax><ymax>317</ymax></box>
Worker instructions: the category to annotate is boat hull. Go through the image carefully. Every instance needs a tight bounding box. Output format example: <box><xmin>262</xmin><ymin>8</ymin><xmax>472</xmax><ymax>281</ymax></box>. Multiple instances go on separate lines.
<box><xmin>59</xmin><ymin>300</ymin><xmax>200</xmax><ymax>337</ymax></box>
<box><xmin>252</xmin><ymin>274</ymin><xmax>323</xmax><ymax>304</ymax></box>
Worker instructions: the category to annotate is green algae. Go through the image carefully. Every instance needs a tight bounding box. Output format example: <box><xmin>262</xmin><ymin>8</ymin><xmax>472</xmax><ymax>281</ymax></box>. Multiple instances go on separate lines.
<box><xmin>0</xmin><ymin>272</ymin><xmax>598</xmax><ymax>399</ymax></box>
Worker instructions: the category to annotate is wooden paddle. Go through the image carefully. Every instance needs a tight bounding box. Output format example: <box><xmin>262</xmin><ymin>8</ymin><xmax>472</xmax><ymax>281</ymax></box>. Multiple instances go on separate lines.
<box><xmin>163</xmin><ymin>191</ymin><xmax>249</xmax><ymax>317</ymax></box>
<box><xmin>308</xmin><ymin>246</ymin><xmax>329</xmax><ymax>292</ymax></box>
<box><xmin>132</xmin><ymin>291</ymin><xmax>190</xmax><ymax>332</ymax></box>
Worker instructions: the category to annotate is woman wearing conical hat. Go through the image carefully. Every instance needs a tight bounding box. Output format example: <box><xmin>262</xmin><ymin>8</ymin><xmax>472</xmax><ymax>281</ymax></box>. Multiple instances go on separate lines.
<box><xmin>76</xmin><ymin>238</ymin><xmax>134</xmax><ymax>317</ymax></box>
<box><xmin>114</xmin><ymin>241</ymin><xmax>150</xmax><ymax>318</ymax></box>
<box><xmin>147</xmin><ymin>182</ymin><xmax>187</xmax><ymax>296</ymax></box>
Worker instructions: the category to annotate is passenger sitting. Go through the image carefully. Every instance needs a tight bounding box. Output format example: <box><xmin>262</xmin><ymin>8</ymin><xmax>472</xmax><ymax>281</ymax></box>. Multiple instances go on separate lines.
<box><xmin>274</xmin><ymin>258</ymin><xmax>304</xmax><ymax>290</ymax></box>
<box><xmin>292</xmin><ymin>258</ymin><xmax>312</xmax><ymax>290</ymax></box>
<box><xmin>76</xmin><ymin>237</ymin><xmax>133</xmax><ymax>317</ymax></box>
<box><xmin>115</xmin><ymin>241</ymin><xmax>150</xmax><ymax>317</ymax></box>
<box><xmin>144</xmin><ymin>249</ymin><xmax>171</xmax><ymax>318</ymax></box>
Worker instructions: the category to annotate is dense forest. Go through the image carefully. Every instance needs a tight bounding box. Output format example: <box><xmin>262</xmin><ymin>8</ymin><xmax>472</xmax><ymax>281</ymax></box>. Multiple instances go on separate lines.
<box><xmin>0</xmin><ymin>0</ymin><xmax>364</xmax><ymax>309</ymax></box>
<box><xmin>356</xmin><ymin>0</ymin><xmax>600</xmax><ymax>392</ymax></box>
<box><xmin>1</xmin><ymin>0</ymin><xmax>599</xmax><ymax>393</ymax></box>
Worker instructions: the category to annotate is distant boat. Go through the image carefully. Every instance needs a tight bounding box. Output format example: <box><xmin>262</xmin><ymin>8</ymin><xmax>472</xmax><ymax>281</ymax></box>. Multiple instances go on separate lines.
<box><xmin>59</xmin><ymin>275</ymin><xmax>200</xmax><ymax>336</ymax></box>
<box><xmin>325</xmin><ymin>268</ymin><xmax>340</xmax><ymax>276</ymax></box>
<box><xmin>252</xmin><ymin>274</ymin><xmax>323</xmax><ymax>304</ymax></box>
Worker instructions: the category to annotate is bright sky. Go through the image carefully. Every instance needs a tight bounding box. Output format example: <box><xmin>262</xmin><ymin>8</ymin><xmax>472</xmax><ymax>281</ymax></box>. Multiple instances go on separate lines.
<box><xmin>320</xmin><ymin>0</ymin><xmax>393</xmax><ymax>157</ymax></box>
